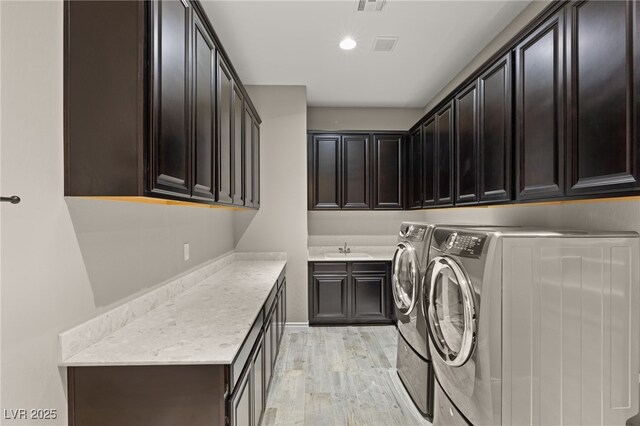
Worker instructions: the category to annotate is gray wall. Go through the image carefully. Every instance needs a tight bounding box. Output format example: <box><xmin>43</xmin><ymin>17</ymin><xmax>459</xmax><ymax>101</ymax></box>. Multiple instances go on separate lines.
<box><xmin>307</xmin><ymin>107</ymin><xmax>423</xmax><ymax>131</ymax></box>
<box><xmin>0</xmin><ymin>2</ymin><xmax>236</xmax><ymax>423</ymax></box>
<box><xmin>423</xmin><ymin>0</ymin><xmax>551</xmax><ymax>113</ymax></box>
<box><xmin>235</xmin><ymin>85</ymin><xmax>308</xmax><ymax>323</ymax></box>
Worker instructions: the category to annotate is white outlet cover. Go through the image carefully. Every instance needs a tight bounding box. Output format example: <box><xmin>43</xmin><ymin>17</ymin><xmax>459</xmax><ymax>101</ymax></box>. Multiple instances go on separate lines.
<box><xmin>184</xmin><ymin>243</ymin><xmax>190</xmax><ymax>261</ymax></box>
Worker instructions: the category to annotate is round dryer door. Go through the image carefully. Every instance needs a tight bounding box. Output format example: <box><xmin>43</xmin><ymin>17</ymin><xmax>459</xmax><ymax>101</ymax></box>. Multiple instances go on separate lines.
<box><xmin>426</xmin><ymin>256</ymin><xmax>477</xmax><ymax>367</ymax></box>
<box><xmin>392</xmin><ymin>242</ymin><xmax>420</xmax><ymax>315</ymax></box>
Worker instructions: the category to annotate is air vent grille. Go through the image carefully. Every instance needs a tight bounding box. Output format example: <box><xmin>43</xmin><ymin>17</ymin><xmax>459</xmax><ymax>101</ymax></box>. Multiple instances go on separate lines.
<box><xmin>372</xmin><ymin>36</ymin><xmax>398</xmax><ymax>52</ymax></box>
<box><xmin>357</xmin><ymin>0</ymin><xmax>386</xmax><ymax>12</ymax></box>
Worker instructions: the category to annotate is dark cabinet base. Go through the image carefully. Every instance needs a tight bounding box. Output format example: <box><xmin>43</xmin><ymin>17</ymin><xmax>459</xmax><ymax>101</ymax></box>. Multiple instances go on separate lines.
<box><xmin>308</xmin><ymin>261</ymin><xmax>394</xmax><ymax>326</ymax></box>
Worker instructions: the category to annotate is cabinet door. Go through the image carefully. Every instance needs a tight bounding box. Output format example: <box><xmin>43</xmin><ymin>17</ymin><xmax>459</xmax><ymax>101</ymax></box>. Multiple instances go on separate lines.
<box><xmin>566</xmin><ymin>0</ymin><xmax>640</xmax><ymax>195</ymax></box>
<box><xmin>279</xmin><ymin>280</ymin><xmax>286</xmax><ymax>343</ymax></box>
<box><xmin>455</xmin><ymin>82</ymin><xmax>479</xmax><ymax>204</ymax></box>
<box><xmin>229</xmin><ymin>365</ymin><xmax>252</xmax><ymax>426</ymax></box>
<box><xmin>515</xmin><ymin>11</ymin><xmax>565</xmax><ymax>200</ymax></box>
<box><xmin>263</xmin><ymin>317</ymin><xmax>273</xmax><ymax>391</ymax></box>
<box><xmin>253</xmin><ymin>120</ymin><xmax>260</xmax><ymax>208</ymax></box>
<box><xmin>423</xmin><ymin>117</ymin><xmax>436</xmax><ymax>207</ymax></box>
<box><xmin>251</xmin><ymin>336</ymin><xmax>264</xmax><ymax>426</ymax></box>
<box><xmin>269</xmin><ymin>307</ymin><xmax>277</xmax><ymax>366</ymax></box>
<box><xmin>372</xmin><ymin>134</ymin><xmax>404</xmax><ymax>209</ymax></box>
<box><xmin>217</xmin><ymin>59</ymin><xmax>234</xmax><ymax>203</ymax></box>
<box><xmin>479</xmin><ymin>54</ymin><xmax>512</xmax><ymax>202</ymax></box>
<box><xmin>232</xmin><ymin>86</ymin><xmax>244</xmax><ymax>206</ymax></box>
<box><xmin>150</xmin><ymin>0</ymin><xmax>191</xmax><ymax>197</ymax></box>
<box><xmin>342</xmin><ymin>134</ymin><xmax>370</xmax><ymax>209</ymax></box>
<box><xmin>309</xmin><ymin>134</ymin><xmax>341</xmax><ymax>209</ymax></box>
<box><xmin>191</xmin><ymin>13</ymin><xmax>215</xmax><ymax>201</ymax></box>
<box><xmin>244</xmin><ymin>108</ymin><xmax>254</xmax><ymax>207</ymax></box>
<box><xmin>310</xmin><ymin>275</ymin><xmax>349</xmax><ymax>323</ymax></box>
<box><xmin>351</xmin><ymin>274</ymin><xmax>388</xmax><ymax>321</ymax></box>
<box><xmin>408</xmin><ymin>128</ymin><xmax>423</xmax><ymax>209</ymax></box>
<box><xmin>436</xmin><ymin>102</ymin><xmax>454</xmax><ymax>206</ymax></box>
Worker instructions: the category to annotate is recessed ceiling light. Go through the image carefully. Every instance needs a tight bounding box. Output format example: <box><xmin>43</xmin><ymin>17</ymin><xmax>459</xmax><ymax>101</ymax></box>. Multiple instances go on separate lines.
<box><xmin>339</xmin><ymin>37</ymin><xmax>357</xmax><ymax>50</ymax></box>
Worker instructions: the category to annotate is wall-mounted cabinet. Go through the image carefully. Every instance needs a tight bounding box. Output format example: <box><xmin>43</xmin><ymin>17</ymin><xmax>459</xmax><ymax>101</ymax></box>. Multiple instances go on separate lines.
<box><xmin>408</xmin><ymin>128</ymin><xmax>423</xmax><ymax>209</ymax></box>
<box><xmin>435</xmin><ymin>102</ymin><xmax>455</xmax><ymax>207</ymax></box>
<box><xmin>308</xmin><ymin>132</ymin><xmax>405</xmax><ymax>210</ymax></box>
<box><xmin>64</xmin><ymin>0</ymin><xmax>260</xmax><ymax>209</ymax></box>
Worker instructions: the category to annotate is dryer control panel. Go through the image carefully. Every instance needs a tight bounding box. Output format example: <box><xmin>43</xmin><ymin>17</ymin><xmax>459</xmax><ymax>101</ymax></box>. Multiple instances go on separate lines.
<box><xmin>433</xmin><ymin>230</ymin><xmax>486</xmax><ymax>258</ymax></box>
<box><xmin>401</xmin><ymin>225</ymin><xmax>427</xmax><ymax>242</ymax></box>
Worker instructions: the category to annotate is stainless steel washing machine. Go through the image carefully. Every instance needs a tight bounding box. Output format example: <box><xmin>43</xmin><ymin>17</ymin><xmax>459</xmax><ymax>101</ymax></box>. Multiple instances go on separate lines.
<box><xmin>424</xmin><ymin>226</ymin><xmax>640</xmax><ymax>426</ymax></box>
<box><xmin>392</xmin><ymin>222</ymin><xmax>436</xmax><ymax>419</ymax></box>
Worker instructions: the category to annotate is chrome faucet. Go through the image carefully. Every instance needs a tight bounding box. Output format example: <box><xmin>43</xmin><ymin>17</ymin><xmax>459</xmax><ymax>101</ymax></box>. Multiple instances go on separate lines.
<box><xmin>338</xmin><ymin>242</ymin><xmax>351</xmax><ymax>254</ymax></box>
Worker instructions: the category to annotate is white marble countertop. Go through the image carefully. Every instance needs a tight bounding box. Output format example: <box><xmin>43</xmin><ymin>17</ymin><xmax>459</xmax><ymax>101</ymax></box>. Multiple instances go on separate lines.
<box><xmin>61</xmin><ymin>260</ymin><xmax>286</xmax><ymax>366</ymax></box>
<box><xmin>308</xmin><ymin>246</ymin><xmax>396</xmax><ymax>262</ymax></box>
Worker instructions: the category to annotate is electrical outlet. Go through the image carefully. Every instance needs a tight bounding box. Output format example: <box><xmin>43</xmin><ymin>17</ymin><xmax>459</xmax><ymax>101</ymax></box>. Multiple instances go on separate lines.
<box><xmin>183</xmin><ymin>243</ymin><xmax>190</xmax><ymax>261</ymax></box>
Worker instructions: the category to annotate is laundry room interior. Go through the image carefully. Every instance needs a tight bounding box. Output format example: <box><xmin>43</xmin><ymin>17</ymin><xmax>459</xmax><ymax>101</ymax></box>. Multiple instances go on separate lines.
<box><xmin>2</xmin><ymin>0</ymin><xmax>640</xmax><ymax>425</ymax></box>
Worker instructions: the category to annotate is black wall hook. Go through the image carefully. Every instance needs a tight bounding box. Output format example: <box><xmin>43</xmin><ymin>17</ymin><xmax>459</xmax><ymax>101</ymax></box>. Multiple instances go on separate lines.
<box><xmin>0</xmin><ymin>196</ymin><xmax>21</xmax><ymax>204</ymax></box>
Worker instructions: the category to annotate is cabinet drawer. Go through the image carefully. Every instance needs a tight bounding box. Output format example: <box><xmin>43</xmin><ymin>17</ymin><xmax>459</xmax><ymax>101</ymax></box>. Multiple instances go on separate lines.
<box><xmin>230</xmin><ymin>309</ymin><xmax>264</xmax><ymax>392</ymax></box>
<box><xmin>311</xmin><ymin>262</ymin><xmax>347</xmax><ymax>274</ymax></box>
<box><xmin>352</xmin><ymin>262</ymin><xmax>387</xmax><ymax>274</ymax></box>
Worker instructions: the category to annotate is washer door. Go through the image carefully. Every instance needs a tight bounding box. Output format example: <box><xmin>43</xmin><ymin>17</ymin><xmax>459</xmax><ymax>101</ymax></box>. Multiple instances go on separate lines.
<box><xmin>392</xmin><ymin>242</ymin><xmax>420</xmax><ymax>315</ymax></box>
<box><xmin>427</xmin><ymin>256</ymin><xmax>477</xmax><ymax>367</ymax></box>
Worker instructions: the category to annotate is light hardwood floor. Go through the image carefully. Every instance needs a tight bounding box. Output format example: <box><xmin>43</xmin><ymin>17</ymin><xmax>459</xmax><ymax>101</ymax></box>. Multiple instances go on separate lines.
<box><xmin>262</xmin><ymin>326</ymin><xmax>432</xmax><ymax>426</ymax></box>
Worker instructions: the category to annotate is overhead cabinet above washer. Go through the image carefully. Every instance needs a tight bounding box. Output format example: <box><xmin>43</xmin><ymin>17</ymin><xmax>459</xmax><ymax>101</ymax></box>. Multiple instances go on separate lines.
<box><xmin>64</xmin><ymin>0</ymin><xmax>260</xmax><ymax>209</ymax></box>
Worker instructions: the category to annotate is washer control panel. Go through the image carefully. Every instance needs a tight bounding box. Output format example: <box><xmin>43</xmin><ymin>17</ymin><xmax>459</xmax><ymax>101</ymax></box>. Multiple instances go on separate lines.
<box><xmin>433</xmin><ymin>229</ymin><xmax>486</xmax><ymax>257</ymax></box>
<box><xmin>403</xmin><ymin>225</ymin><xmax>427</xmax><ymax>242</ymax></box>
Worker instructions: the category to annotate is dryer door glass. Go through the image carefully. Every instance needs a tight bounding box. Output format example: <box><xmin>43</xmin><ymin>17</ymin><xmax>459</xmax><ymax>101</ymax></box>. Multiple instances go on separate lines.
<box><xmin>427</xmin><ymin>256</ymin><xmax>477</xmax><ymax>367</ymax></box>
<box><xmin>392</xmin><ymin>243</ymin><xmax>419</xmax><ymax>315</ymax></box>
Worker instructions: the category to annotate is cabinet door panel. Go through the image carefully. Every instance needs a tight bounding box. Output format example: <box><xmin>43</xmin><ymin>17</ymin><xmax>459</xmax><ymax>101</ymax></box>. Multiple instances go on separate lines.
<box><xmin>479</xmin><ymin>54</ymin><xmax>512</xmax><ymax>202</ymax></box>
<box><xmin>515</xmin><ymin>11</ymin><xmax>565</xmax><ymax>200</ymax></box>
<box><xmin>244</xmin><ymin>109</ymin><xmax>254</xmax><ymax>207</ymax></box>
<box><xmin>253</xmin><ymin>121</ymin><xmax>260</xmax><ymax>208</ymax></box>
<box><xmin>192</xmin><ymin>14</ymin><xmax>215</xmax><ymax>201</ymax></box>
<box><xmin>264</xmin><ymin>319</ymin><xmax>273</xmax><ymax>390</ymax></box>
<box><xmin>252</xmin><ymin>339</ymin><xmax>264</xmax><ymax>426</ymax></box>
<box><xmin>436</xmin><ymin>102</ymin><xmax>454</xmax><ymax>206</ymax></box>
<box><xmin>217</xmin><ymin>60</ymin><xmax>233</xmax><ymax>203</ymax></box>
<box><xmin>408</xmin><ymin>129</ymin><xmax>423</xmax><ymax>209</ymax></box>
<box><xmin>342</xmin><ymin>134</ymin><xmax>370</xmax><ymax>209</ymax></box>
<box><xmin>567</xmin><ymin>0</ymin><xmax>639</xmax><ymax>195</ymax></box>
<box><xmin>373</xmin><ymin>134</ymin><xmax>404</xmax><ymax>209</ymax></box>
<box><xmin>351</xmin><ymin>274</ymin><xmax>387</xmax><ymax>321</ymax></box>
<box><xmin>309</xmin><ymin>135</ymin><xmax>341</xmax><ymax>209</ymax></box>
<box><xmin>151</xmin><ymin>0</ymin><xmax>191</xmax><ymax>196</ymax></box>
<box><xmin>229</xmin><ymin>367</ymin><xmax>251</xmax><ymax>426</ymax></box>
<box><xmin>232</xmin><ymin>86</ymin><xmax>244</xmax><ymax>205</ymax></box>
<box><xmin>423</xmin><ymin>118</ymin><xmax>436</xmax><ymax>207</ymax></box>
<box><xmin>455</xmin><ymin>82</ymin><xmax>479</xmax><ymax>204</ymax></box>
<box><xmin>311</xmin><ymin>275</ymin><xmax>348</xmax><ymax>323</ymax></box>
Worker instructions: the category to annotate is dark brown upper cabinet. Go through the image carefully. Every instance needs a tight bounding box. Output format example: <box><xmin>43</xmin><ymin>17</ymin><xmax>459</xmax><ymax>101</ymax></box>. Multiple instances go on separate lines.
<box><xmin>192</xmin><ymin>13</ymin><xmax>216</xmax><ymax>202</ymax></box>
<box><xmin>342</xmin><ymin>134</ymin><xmax>370</xmax><ymax>209</ymax></box>
<box><xmin>515</xmin><ymin>10</ymin><xmax>565</xmax><ymax>201</ymax></box>
<box><xmin>455</xmin><ymin>82</ymin><xmax>479</xmax><ymax>205</ymax></box>
<box><xmin>244</xmin><ymin>108</ymin><xmax>254</xmax><ymax>207</ymax></box>
<box><xmin>253</xmin><ymin>119</ymin><xmax>261</xmax><ymax>208</ymax></box>
<box><xmin>436</xmin><ymin>102</ymin><xmax>455</xmax><ymax>206</ymax></box>
<box><xmin>372</xmin><ymin>134</ymin><xmax>404</xmax><ymax>210</ymax></box>
<box><xmin>408</xmin><ymin>128</ymin><xmax>423</xmax><ymax>209</ymax></box>
<box><xmin>232</xmin><ymin>85</ymin><xmax>244</xmax><ymax>206</ymax></box>
<box><xmin>64</xmin><ymin>0</ymin><xmax>260</xmax><ymax>209</ymax></box>
<box><xmin>150</xmin><ymin>0</ymin><xmax>192</xmax><ymax>198</ymax></box>
<box><xmin>309</xmin><ymin>134</ymin><xmax>341</xmax><ymax>209</ymax></box>
<box><xmin>423</xmin><ymin>118</ymin><xmax>436</xmax><ymax>207</ymax></box>
<box><xmin>566</xmin><ymin>0</ymin><xmax>640</xmax><ymax>196</ymax></box>
<box><xmin>478</xmin><ymin>54</ymin><xmax>512</xmax><ymax>203</ymax></box>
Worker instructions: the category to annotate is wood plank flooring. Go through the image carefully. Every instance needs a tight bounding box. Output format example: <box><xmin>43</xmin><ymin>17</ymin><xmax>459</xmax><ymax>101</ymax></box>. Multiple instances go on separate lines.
<box><xmin>263</xmin><ymin>326</ymin><xmax>432</xmax><ymax>426</ymax></box>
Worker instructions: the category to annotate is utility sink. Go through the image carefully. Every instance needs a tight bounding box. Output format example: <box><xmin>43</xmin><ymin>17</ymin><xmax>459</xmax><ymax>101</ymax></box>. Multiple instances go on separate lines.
<box><xmin>323</xmin><ymin>253</ymin><xmax>373</xmax><ymax>260</ymax></box>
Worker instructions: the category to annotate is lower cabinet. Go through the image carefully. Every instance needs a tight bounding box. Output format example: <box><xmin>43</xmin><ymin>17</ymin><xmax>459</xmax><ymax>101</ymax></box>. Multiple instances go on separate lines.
<box><xmin>308</xmin><ymin>261</ymin><xmax>393</xmax><ymax>325</ymax></box>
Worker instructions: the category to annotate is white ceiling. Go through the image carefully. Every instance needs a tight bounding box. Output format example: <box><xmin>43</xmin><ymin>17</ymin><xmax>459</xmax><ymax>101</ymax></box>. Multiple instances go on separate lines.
<box><xmin>202</xmin><ymin>1</ymin><xmax>531</xmax><ymax>108</ymax></box>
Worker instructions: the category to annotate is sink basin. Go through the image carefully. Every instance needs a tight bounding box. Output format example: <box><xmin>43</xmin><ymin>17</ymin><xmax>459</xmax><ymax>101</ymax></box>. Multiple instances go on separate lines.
<box><xmin>324</xmin><ymin>253</ymin><xmax>372</xmax><ymax>260</ymax></box>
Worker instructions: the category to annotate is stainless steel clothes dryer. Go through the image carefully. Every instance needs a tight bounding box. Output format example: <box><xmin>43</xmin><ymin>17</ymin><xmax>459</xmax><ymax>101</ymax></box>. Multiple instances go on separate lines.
<box><xmin>392</xmin><ymin>222</ymin><xmax>435</xmax><ymax>419</ymax></box>
<box><xmin>424</xmin><ymin>226</ymin><xmax>640</xmax><ymax>426</ymax></box>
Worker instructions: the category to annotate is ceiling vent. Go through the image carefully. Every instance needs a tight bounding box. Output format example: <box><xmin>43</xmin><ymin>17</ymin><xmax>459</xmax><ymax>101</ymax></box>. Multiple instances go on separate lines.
<box><xmin>357</xmin><ymin>0</ymin><xmax>386</xmax><ymax>12</ymax></box>
<box><xmin>372</xmin><ymin>36</ymin><xmax>398</xmax><ymax>52</ymax></box>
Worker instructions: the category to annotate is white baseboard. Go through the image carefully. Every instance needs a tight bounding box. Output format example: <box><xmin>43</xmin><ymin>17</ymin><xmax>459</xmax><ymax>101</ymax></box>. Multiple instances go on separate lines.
<box><xmin>284</xmin><ymin>322</ymin><xmax>309</xmax><ymax>330</ymax></box>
